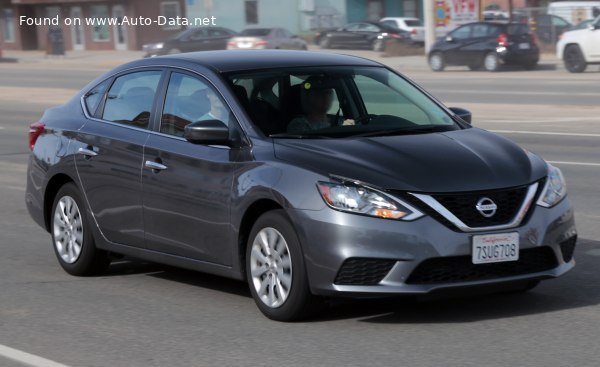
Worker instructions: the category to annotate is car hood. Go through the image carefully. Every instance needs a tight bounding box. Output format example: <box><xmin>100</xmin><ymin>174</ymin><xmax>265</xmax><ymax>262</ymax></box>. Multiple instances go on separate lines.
<box><xmin>273</xmin><ymin>128</ymin><xmax>547</xmax><ymax>193</ymax></box>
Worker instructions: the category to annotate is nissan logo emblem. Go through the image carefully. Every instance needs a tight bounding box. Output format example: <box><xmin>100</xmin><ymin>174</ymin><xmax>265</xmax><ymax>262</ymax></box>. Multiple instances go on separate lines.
<box><xmin>476</xmin><ymin>197</ymin><xmax>497</xmax><ymax>218</ymax></box>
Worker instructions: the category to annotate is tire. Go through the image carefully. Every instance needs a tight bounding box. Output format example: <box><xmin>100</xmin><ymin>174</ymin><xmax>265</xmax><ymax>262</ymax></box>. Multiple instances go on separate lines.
<box><xmin>428</xmin><ymin>52</ymin><xmax>445</xmax><ymax>72</ymax></box>
<box><xmin>51</xmin><ymin>183</ymin><xmax>110</xmax><ymax>276</ymax></box>
<box><xmin>483</xmin><ymin>52</ymin><xmax>500</xmax><ymax>72</ymax></box>
<box><xmin>246</xmin><ymin>210</ymin><xmax>318</xmax><ymax>321</ymax></box>
<box><xmin>564</xmin><ymin>45</ymin><xmax>587</xmax><ymax>73</ymax></box>
<box><xmin>372</xmin><ymin>39</ymin><xmax>384</xmax><ymax>52</ymax></box>
<box><xmin>319</xmin><ymin>37</ymin><xmax>331</xmax><ymax>49</ymax></box>
<box><xmin>167</xmin><ymin>48</ymin><xmax>181</xmax><ymax>55</ymax></box>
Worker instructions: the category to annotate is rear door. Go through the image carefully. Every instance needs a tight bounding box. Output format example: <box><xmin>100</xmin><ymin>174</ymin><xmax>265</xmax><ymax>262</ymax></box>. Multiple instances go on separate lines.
<box><xmin>141</xmin><ymin>70</ymin><xmax>237</xmax><ymax>265</ymax></box>
<box><xmin>74</xmin><ymin>69</ymin><xmax>164</xmax><ymax>247</ymax></box>
<box><xmin>444</xmin><ymin>24</ymin><xmax>473</xmax><ymax>64</ymax></box>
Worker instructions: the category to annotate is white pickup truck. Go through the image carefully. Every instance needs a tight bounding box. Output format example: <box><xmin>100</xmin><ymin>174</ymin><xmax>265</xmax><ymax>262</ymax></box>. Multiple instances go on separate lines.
<box><xmin>557</xmin><ymin>16</ymin><xmax>600</xmax><ymax>72</ymax></box>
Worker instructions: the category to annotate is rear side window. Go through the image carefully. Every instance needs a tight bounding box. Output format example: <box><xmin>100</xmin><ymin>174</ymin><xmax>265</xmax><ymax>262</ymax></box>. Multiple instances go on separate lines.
<box><xmin>404</xmin><ymin>20</ymin><xmax>423</xmax><ymax>27</ymax></box>
<box><xmin>83</xmin><ymin>79</ymin><xmax>110</xmax><ymax>116</ymax></box>
<box><xmin>101</xmin><ymin>71</ymin><xmax>162</xmax><ymax>129</ymax></box>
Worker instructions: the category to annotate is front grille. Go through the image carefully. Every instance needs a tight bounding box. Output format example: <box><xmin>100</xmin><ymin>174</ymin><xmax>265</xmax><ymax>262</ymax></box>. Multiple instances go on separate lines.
<box><xmin>406</xmin><ymin>247</ymin><xmax>558</xmax><ymax>285</ymax></box>
<box><xmin>431</xmin><ymin>186</ymin><xmax>528</xmax><ymax>228</ymax></box>
<box><xmin>334</xmin><ymin>258</ymin><xmax>396</xmax><ymax>285</ymax></box>
<box><xmin>560</xmin><ymin>236</ymin><xmax>577</xmax><ymax>262</ymax></box>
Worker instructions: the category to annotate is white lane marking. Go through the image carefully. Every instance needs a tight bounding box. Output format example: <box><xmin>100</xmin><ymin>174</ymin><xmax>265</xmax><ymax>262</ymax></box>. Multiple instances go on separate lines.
<box><xmin>490</xmin><ymin>130</ymin><xmax>600</xmax><ymax>138</ymax></box>
<box><xmin>437</xmin><ymin>90</ymin><xmax>600</xmax><ymax>97</ymax></box>
<box><xmin>0</xmin><ymin>344</ymin><xmax>71</xmax><ymax>367</ymax></box>
<box><xmin>548</xmin><ymin>161</ymin><xmax>600</xmax><ymax>167</ymax></box>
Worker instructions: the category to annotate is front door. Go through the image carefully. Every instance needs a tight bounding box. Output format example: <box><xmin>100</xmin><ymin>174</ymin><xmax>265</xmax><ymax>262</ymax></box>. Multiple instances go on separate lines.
<box><xmin>142</xmin><ymin>71</ymin><xmax>235</xmax><ymax>265</ymax></box>
<box><xmin>70</xmin><ymin>7</ymin><xmax>85</xmax><ymax>50</ymax></box>
<box><xmin>112</xmin><ymin>5</ymin><xmax>128</xmax><ymax>50</ymax></box>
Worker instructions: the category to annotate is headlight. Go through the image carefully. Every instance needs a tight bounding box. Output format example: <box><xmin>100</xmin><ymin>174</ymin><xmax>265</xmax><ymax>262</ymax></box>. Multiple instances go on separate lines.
<box><xmin>317</xmin><ymin>181</ymin><xmax>423</xmax><ymax>220</ymax></box>
<box><xmin>536</xmin><ymin>164</ymin><xmax>567</xmax><ymax>207</ymax></box>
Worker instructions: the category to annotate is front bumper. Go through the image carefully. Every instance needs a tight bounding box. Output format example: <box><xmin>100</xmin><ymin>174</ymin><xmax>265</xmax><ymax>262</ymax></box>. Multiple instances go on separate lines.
<box><xmin>289</xmin><ymin>197</ymin><xmax>576</xmax><ymax>297</ymax></box>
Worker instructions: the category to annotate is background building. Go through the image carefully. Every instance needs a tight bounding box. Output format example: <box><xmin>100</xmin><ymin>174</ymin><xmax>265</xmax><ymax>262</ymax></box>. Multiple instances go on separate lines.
<box><xmin>0</xmin><ymin>0</ymin><xmax>186</xmax><ymax>51</ymax></box>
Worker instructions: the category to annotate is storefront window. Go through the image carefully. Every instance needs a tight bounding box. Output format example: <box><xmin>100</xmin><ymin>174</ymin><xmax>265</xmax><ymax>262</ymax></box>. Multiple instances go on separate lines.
<box><xmin>3</xmin><ymin>8</ymin><xmax>15</xmax><ymax>42</ymax></box>
<box><xmin>90</xmin><ymin>5</ymin><xmax>110</xmax><ymax>42</ymax></box>
<box><xmin>161</xmin><ymin>2</ymin><xmax>181</xmax><ymax>30</ymax></box>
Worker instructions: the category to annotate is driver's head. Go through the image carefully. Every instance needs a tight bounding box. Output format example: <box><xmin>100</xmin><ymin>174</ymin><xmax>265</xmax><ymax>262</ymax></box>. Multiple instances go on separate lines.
<box><xmin>301</xmin><ymin>77</ymin><xmax>335</xmax><ymax>114</ymax></box>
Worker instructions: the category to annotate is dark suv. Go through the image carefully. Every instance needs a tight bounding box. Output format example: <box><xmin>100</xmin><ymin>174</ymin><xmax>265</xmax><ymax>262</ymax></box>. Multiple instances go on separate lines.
<box><xmin>428</xmin><ymin>22</ymin><xmax>539</xmax><ymax>71</ymax></box>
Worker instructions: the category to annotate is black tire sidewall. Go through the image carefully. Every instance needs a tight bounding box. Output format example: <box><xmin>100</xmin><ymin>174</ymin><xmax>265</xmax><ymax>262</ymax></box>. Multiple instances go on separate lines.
<box><xmin>245</xmin><ymin>210</ymin><xmax>312</xmax><ymax>321</ymax></box>
<box><xmin>51</xmin><ymin>183</ymin><xmax>107</xmax><ymax>276</ymax></box>
<box><xmin>565</xmin><ymin>46</ymin><xmax>586</xmax><ymax>73</ymax></box>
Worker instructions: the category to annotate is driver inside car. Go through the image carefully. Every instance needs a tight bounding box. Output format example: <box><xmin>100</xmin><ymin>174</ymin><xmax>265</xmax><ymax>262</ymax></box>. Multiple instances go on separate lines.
<box><xmin>287</xmin><ymin>77</ymin><xmax>355</xmax><ymax>132</ymax></box>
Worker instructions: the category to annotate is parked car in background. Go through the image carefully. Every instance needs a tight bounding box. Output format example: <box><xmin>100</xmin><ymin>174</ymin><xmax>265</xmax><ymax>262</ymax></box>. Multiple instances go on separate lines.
<box><xmin>25</xmin><ymin>50</ymin><xmax>577</xmax><ymax>321</ymax></box>
<box><xmin>143</xmin><ymin>27</ymin><xmax>237</xmax><ymax>57</ymax></box>
<box><xmin>531</xmin><ymin>14</ymin><xmax>572</xmax><ymax>43</ymax></box>
<box><xmin>379</xmin><ymin>17</ymin><xmax>425</xmax><ymax>43</ymax></box>
<box><xmin>318</xmin><ymin>22</ymin><xmax>411</xmax><ymax>51</ymax></box>
<box><xmin>557</xmin><ymin>15</ymin><xmax>600</xmax><ymax>72</ymax></box>
<box><xmin>429</xmin><ymin>22</ymin><xmax>539</xmax><ymax>71</ymax></box>
<box><xmin>227</xmin><ymin>28</ymin><xmax>308</xmax><ymax>50</ymax></box>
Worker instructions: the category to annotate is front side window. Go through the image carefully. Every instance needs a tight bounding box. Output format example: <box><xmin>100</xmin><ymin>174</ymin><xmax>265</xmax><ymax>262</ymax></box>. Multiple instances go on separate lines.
<box><xmin>228</xmin><ymin>66</ymin><xmax>459</xmax><ymax>138</ymax></box>
<box><xmin>101</xmin><ymin>71</ymin><xmax>162</xmax><ymax>128</ymax></box>
<box><xmin>161</xmin><ymin>72</ymin><xmax>232</xmax><ymax>137</ymax></box>
<box><xmin>450</xmin><ymin>25</ymin><xmax>471</xmax><ymax>39</ymax></box>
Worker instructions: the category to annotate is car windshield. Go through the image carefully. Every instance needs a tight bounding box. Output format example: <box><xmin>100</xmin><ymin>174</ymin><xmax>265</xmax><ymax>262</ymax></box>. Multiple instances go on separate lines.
<box><xmin>227</xmin><ymin>66</ymin><xmax>461</xmax><ymax>138</ymax></box>
<box><xmin>240</xmin><ymin>29</ymin><xmax>271</xmax><ymax>36</ymax></box>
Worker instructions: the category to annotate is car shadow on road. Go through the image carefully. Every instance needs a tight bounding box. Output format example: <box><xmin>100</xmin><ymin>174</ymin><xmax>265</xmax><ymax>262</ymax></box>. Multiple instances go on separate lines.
<box><xmin>311</xmin><ymin>238</ymin><xmax>600</xmax><ymax>324</ymax></box>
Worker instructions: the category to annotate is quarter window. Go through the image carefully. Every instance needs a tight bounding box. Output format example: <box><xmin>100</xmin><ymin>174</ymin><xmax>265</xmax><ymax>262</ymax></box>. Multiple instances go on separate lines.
<box><xmin>161</xmin><ymin>72</ymin><xmax>232</xmax><ymax>137</ymax></box>
<box><xmin>101</xmin><ymin>71</ymin><xmax>162</xmax><ymax>129</ymax></box>
<box><xmin>84</xmin><ymin>79</ymin><xmax>111</xmax><ymax>116</ymax></box>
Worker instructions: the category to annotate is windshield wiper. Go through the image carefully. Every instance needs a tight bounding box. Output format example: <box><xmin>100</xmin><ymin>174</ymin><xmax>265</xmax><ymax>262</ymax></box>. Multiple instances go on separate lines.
<box><xmin>349</xmin><ymin>126</ymin><xmax>441</xmax><ymax>138</ymax></box>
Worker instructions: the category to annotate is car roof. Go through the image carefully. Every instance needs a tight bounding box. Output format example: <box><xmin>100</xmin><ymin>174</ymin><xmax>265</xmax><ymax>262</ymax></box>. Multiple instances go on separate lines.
<box><xmin>144</xmin><ymin>50</ymin><xmax>382</xmax><ymax>73</ymax></box>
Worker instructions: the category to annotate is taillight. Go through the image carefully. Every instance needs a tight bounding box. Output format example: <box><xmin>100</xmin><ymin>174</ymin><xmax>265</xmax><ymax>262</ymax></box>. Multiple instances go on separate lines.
<box><xmin>255</xmin><ymin>40</ymin><xmax>268</xmax><ymax>46</ymax></box>
<box><xmin>227</xmin><ymin>41</ymin><xmax>236</xmax><ymax>46</ymax></box>
<box><xmin>29</xmin><ymin>122</ymin><xmax>45</xmax><ymax>151</ymax></box>
<box><xmin>411</xmin><ymin>28</ymin><xmax>417</xmax><ymax>34</ymax></box>
<box><xmin>496</xmin><ymin>33</ymin><xmax>508</xmax><ymax>47</ymax></box>
<box><xmin>531</xmin><ymin>33</ymin><xmax>539</xmax><ymax>47</ymax></box>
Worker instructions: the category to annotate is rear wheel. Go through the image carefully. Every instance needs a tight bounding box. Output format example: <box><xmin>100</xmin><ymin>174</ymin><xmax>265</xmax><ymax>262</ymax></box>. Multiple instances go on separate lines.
<box><xmin>564</xmin><ymin>45</ymin><xmax>587</xmax><ymax>73</ymax></box>
<box><xmin>51</xmin><ymin>183</ymin><xmax>110</xmax><ymax>276</ymax></box>
<box><xmin>428</xmin><ymin>52</ymin><xmax>445</xmax><ymax>72</ymax></box>
<box><xmin>483</xmin><ymin>52</ymin><xmax>500</xmax><ymax>72</ymax></box>
<box><xmin>246</xmin><ymin>210</ymin><xmax>318</xmax><ymax>321</ymax></box>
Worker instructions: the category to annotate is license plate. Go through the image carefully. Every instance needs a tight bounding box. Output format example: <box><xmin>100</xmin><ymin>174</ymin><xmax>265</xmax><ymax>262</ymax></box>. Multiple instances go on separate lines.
<box><xmin>472</xmin><ymin>233</ymin><xmax>519</xmax><ymax>264</ymax></box>
<box><xmin>518</xmin><ymin>43</ymin><xmax>530</xmax><ymax>49</ymax></box>
<box><xmin>238</xmin><ymin>42</ymin><xmax>252</xmax><ymax>48</ymax></box>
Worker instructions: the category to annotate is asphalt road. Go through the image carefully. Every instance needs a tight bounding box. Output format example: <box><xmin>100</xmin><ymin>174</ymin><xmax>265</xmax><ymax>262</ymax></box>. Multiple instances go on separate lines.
<box><xmin>1</xmin><ymin>58</ymin><xmax>599</xmax><ymax>367</ymax></box>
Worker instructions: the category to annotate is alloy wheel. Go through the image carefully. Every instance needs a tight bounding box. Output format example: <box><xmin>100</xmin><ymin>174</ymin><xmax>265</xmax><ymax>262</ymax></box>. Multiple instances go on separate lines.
<box><xmin>249</xmin><ymin>227</ymin><xmax>293</xmax><ymax>309</ymax></box>
<box><xmin>53</xmin><ymin>195</ymin><xmax>84</xmax><ymax>264</ymax></box>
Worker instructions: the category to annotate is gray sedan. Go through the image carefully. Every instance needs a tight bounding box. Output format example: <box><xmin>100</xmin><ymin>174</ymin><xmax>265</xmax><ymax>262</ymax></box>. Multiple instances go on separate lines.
<box><xmin>227</xmin><ymin>28</ymin><xmax>308</xmax><ymax>50</ymax></box>
<box><xmin>25</xmin><ymin>50</ymin><xmax>576</xmax><ymax>321</ymax></box>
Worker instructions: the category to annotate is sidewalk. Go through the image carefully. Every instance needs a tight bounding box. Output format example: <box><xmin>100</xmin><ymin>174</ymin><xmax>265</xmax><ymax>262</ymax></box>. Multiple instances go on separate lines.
<box><xmin>0</xmin><ymin>48</ymin><xmax>562</xmax><ymax>72</ymax></box>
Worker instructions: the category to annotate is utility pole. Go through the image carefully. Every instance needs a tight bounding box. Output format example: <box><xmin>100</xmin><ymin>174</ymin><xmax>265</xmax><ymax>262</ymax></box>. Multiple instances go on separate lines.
<box><xmin>424</xmin><ymin>0</ymin><xmax>436</xmax><ymax>54</ymax></box>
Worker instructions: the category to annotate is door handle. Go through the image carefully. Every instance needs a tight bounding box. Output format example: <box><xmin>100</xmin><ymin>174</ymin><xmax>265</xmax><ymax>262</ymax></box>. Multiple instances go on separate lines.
<box><xmin>145</xmin><ymin>160</ymin><xmax>168</xmax><ymax>172</ymax></box>
<box><xmin>78</xmin><ymin>147</ymin><xmax>98</xmax><ymax>158</ymax></box>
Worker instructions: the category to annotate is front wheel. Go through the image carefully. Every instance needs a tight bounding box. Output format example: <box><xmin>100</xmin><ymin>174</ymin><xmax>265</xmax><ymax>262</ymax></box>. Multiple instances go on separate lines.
<box><xmin>246</xmin><ymin>210</ymin><xmax>317</xmax><ymax>321</ymax></box>
<box><xmin>564</xmin><ymin>45</ymin><xmax>587</xmax><ymax>73</ymax></box>
<box><xmin>51</xmin><ymin>183</ymin><xmax>110</xmax><ymax>276</ymax></box>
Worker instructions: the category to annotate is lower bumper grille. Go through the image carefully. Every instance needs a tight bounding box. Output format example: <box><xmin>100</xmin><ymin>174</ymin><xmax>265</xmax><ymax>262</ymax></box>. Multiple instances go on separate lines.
<box><xmin>334</xmin><ymin>258</ymin><xmax>396</xmax><ymax>285</ymax></box>
<box><xmin>559</xmin><ymin>236</ymin><xmax>577</xmax><ymax>262</ymax></box>
<box><xmin>406</xmin><ymin>246</ymin><xmax>558</xmax><ymax>285</ymax></box>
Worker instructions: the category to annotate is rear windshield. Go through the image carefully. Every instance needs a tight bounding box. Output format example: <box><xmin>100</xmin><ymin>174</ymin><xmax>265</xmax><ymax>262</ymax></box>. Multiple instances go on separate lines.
<box><xmin>405</xmin><ymin>20</ymin><xmax>423</xmax><ymax>27</ymax></box>
<box><xmin>240</xmin><ymin>29</ymin><xmax>271</xmax><ymax>36</ymax></box>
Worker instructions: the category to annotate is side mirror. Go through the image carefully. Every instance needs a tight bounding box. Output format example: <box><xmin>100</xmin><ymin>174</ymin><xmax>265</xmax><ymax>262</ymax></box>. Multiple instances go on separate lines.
<box><xmin>445</xmin><ymin>35</ymin><xmax>454</xmax><ymax>42</ymax></box>
<box><xmin>184</xmin><ymin>119</ymin><xmax>230</xmax><ymax>145</ymax></box>
<box><xmin>449</xmin><ymin>107</ymin><xmax>472</xmax><ymax>124</ymax></box>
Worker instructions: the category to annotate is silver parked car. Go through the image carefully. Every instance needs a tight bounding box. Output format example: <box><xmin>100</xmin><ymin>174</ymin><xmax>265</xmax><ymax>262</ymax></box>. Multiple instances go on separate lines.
<box><xmin>227</xmin><ymin>27</ymin><xmax>308</xmax><ymax>50</ymax></box>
